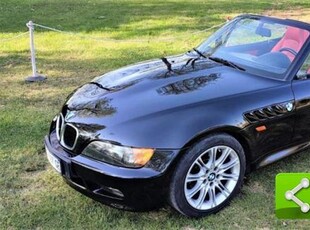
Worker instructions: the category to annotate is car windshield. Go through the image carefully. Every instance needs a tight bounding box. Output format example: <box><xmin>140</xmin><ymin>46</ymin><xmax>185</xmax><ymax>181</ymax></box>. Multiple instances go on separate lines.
<box><xmin>197</xmin><ymin>16</ymin><xmax>310</xmax><ymax>80</ymax></box>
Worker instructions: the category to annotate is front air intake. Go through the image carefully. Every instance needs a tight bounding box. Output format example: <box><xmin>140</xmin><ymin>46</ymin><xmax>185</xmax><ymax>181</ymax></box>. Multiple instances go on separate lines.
<box><xmin>62</xmin><ymin>124</ymin><xmax>79</xmax><ymax>150</ymax></box>
<box><xmin>56</xmin><ymin>113</ymin><xmax>79</xmax><ymax>150</ymax></box>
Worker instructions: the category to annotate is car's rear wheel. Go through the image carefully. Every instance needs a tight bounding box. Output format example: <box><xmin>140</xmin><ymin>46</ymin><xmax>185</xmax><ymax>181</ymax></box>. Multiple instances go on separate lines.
<box><xmin>168</xmin><ymin>133</ymin><xmax>246</xmax><ymax>217</ymax></box>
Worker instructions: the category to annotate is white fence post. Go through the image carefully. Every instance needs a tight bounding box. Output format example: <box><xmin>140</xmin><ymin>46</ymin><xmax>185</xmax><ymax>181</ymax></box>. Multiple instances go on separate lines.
<box><xmin>25</xmin><ymin>21</ymin><xmax>46</xmax><ymax>82</ymax></box>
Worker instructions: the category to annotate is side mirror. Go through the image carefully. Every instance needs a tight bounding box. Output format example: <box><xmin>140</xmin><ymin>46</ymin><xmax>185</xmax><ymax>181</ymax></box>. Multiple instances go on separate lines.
<box><xmin>296</xmin><ymin>70</ymin><xmax>309</xmax><ymax>80</ymax></box>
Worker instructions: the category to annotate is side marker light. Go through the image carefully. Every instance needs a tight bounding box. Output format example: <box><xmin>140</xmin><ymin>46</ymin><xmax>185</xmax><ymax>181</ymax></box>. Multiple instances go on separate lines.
<box><xmin>256</xmin><ymin>125</ymin><xmax>267</xmax><ymax>132</ymax></box>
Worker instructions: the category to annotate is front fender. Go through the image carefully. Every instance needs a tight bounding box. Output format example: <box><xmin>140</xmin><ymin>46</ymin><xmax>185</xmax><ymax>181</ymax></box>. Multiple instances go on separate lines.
<box><xmin>98</xmin><ymin>101</ymin><xmax>248</xmax><ymax>149</ymax></box>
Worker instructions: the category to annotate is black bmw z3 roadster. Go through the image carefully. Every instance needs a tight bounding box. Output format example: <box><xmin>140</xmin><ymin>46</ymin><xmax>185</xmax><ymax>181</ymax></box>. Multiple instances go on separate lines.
<box><xmin>45</xmin><ymin>14</ymin><xmax>310</xmax><ymax>217</ymax></box>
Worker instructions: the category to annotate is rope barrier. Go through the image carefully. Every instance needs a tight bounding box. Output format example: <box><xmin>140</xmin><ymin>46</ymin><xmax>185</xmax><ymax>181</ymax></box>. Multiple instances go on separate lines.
<box><xmin>0</xmin><ymin>31</ymin><xmax>29</xmax><ymax>42</ymax></box>
<box><xmin>32</xmin><ymin>21</ymin><xmax>226</xmax><ymax>43</ymax></box>
<box><xmin>21</xmin><ymin>20</ymin><xmax>227</xmax><ymax>82</ymax></box>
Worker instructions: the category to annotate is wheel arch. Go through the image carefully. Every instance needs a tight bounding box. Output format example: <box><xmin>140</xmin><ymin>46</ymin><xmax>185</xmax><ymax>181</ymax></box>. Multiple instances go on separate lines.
<box><xmin>172</xmin><ymin>126</ymin><xmax>254</xmax><ymax>173</ymax></box>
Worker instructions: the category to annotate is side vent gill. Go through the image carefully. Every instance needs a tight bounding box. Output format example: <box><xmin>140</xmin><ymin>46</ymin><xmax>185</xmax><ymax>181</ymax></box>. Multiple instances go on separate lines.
<box><xmin>244</xmin><ymin>101</ymin><xmax>294</xmax><ymax>123</ymax></box>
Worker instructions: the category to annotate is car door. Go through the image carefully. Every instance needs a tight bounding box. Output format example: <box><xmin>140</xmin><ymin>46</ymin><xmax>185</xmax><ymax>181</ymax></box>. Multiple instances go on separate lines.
<box><xmin>292</xmin><ymin>52</ymin><xmax>310</xmax><ymax>143</ymax></box>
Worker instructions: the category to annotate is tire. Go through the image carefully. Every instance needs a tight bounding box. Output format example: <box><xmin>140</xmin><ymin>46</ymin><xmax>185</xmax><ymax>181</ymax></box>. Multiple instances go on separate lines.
<box><xmin>168</xmin><ymin>133</ymin><xmax>246</xmax><ymax>217</ymax></box>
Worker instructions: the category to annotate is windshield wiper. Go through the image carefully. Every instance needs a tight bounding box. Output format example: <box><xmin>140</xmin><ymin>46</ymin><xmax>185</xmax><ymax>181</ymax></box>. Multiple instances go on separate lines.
<box><xmin>184</xmin><ymin>48</ymin><xmax>207</xmax><ymax>69</ymax></box>
<box><xmin>192</xmin><ymin>48</ymin><xmax>206</xmax><ymax>58</ymax></box>
<box><xmin>208</xmin><ymin>56</ymin><xmax>245</xmax><ymax>71</ymax></box>
<box><xmin>161</xmin><ymin>57</ymin><xmax>173</xmax><ymax>72</ymax></box>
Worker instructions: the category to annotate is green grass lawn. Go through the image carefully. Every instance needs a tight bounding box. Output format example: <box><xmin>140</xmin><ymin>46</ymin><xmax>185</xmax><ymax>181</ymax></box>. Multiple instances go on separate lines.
<box><xmin>1</xmin><ymin>0</ymin><xmax>310</xmax><ymax>229</ymax></box>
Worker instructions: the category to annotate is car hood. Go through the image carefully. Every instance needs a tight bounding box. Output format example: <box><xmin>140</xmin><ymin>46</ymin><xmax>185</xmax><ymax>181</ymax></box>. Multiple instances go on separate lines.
<box><xmin>63</xmin><ymin>53</ymin><xmax>285</xmax><ymax>147</ymax></box>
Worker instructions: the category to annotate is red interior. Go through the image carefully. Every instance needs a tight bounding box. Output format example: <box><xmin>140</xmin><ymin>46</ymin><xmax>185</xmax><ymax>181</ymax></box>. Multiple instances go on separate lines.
<box><xmin>272</xmin><ymin>26</ymin><xmax>309</xmax><ymax>62</ymax></box>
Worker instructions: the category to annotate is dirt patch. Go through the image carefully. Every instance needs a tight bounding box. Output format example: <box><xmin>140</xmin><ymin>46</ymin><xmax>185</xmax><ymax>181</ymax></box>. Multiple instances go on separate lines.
<box><xmin>248</xmin><ymin>181</ymin><xmax>269</xmax><ymax>195</ymax></box>
<box><xmin>264</xmin><ymin>8</ymin><xmax>310</xmax><ymax>22</ymax></box>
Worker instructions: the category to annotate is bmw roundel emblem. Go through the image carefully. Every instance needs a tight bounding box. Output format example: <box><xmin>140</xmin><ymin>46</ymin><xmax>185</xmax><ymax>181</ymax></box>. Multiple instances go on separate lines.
<box><xmin>208</xmin><ymin>173</ymin><xmax>216</xmax><ymax>181</ymax></box>
<box><xmin>286</xmin><ymin>102</ymin><xmax>294</xmax><ymax>112</ymax></box>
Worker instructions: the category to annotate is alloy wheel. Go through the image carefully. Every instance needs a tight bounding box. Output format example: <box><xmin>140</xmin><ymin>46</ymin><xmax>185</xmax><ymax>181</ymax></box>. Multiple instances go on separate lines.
<box><xmin>184</xmin><ymin>146</ymin><xmax>240</xmax><ymax>210</ymax></box>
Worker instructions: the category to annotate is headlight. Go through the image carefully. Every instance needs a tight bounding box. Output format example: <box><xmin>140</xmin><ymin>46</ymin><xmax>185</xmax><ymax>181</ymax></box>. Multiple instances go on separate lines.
<box><xmin>81</xmin><ymin>141</ymin><xmax>154</xmax><ymax>168</ymax></box>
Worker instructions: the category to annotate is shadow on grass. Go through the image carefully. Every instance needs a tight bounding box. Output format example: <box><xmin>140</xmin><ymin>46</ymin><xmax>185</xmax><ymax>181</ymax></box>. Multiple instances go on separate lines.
<box><xmin>2</xmin><ymin>0</ymin><xmax>309</xmax><ymax>34</ymax></box>
<box><xmin>1</xmin><ymin>45</ymin><xmax>171</xmax><ymax>79</ymax></box>
<box><xmin>0</xmin><ymin>46</ymin><xmax>167</xmax><ymax>114</ymax></box>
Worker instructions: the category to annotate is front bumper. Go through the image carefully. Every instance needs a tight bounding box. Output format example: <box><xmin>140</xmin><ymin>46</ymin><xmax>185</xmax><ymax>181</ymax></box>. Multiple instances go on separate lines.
<box><xmin>44</xmin><ymin>132</ymin><xmax>178</xmax><ymax>211</ymax></box>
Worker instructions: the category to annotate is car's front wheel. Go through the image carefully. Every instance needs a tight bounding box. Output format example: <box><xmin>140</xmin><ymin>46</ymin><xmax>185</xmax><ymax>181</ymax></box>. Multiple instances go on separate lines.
<box><xmin>169</xmin><ymin>133</ymin><xmax>246</xmax><ymax>217</ymax></box>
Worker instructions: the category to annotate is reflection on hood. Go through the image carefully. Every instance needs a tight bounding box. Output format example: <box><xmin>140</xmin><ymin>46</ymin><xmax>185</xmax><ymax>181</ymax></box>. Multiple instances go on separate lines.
<box><xmin>93</xmin><ymin>54</ymin><xmax>221</xmax><ymax>90</ymax></box>
<box><xmin>66</xmin><ymin>83</ymin><xmax>116</xmax><ymax>117</ymax></box>
<box><xmin>157</xmin><ymin>73</ymin><xmax>220</xmax><ymax>95</ymax></box>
